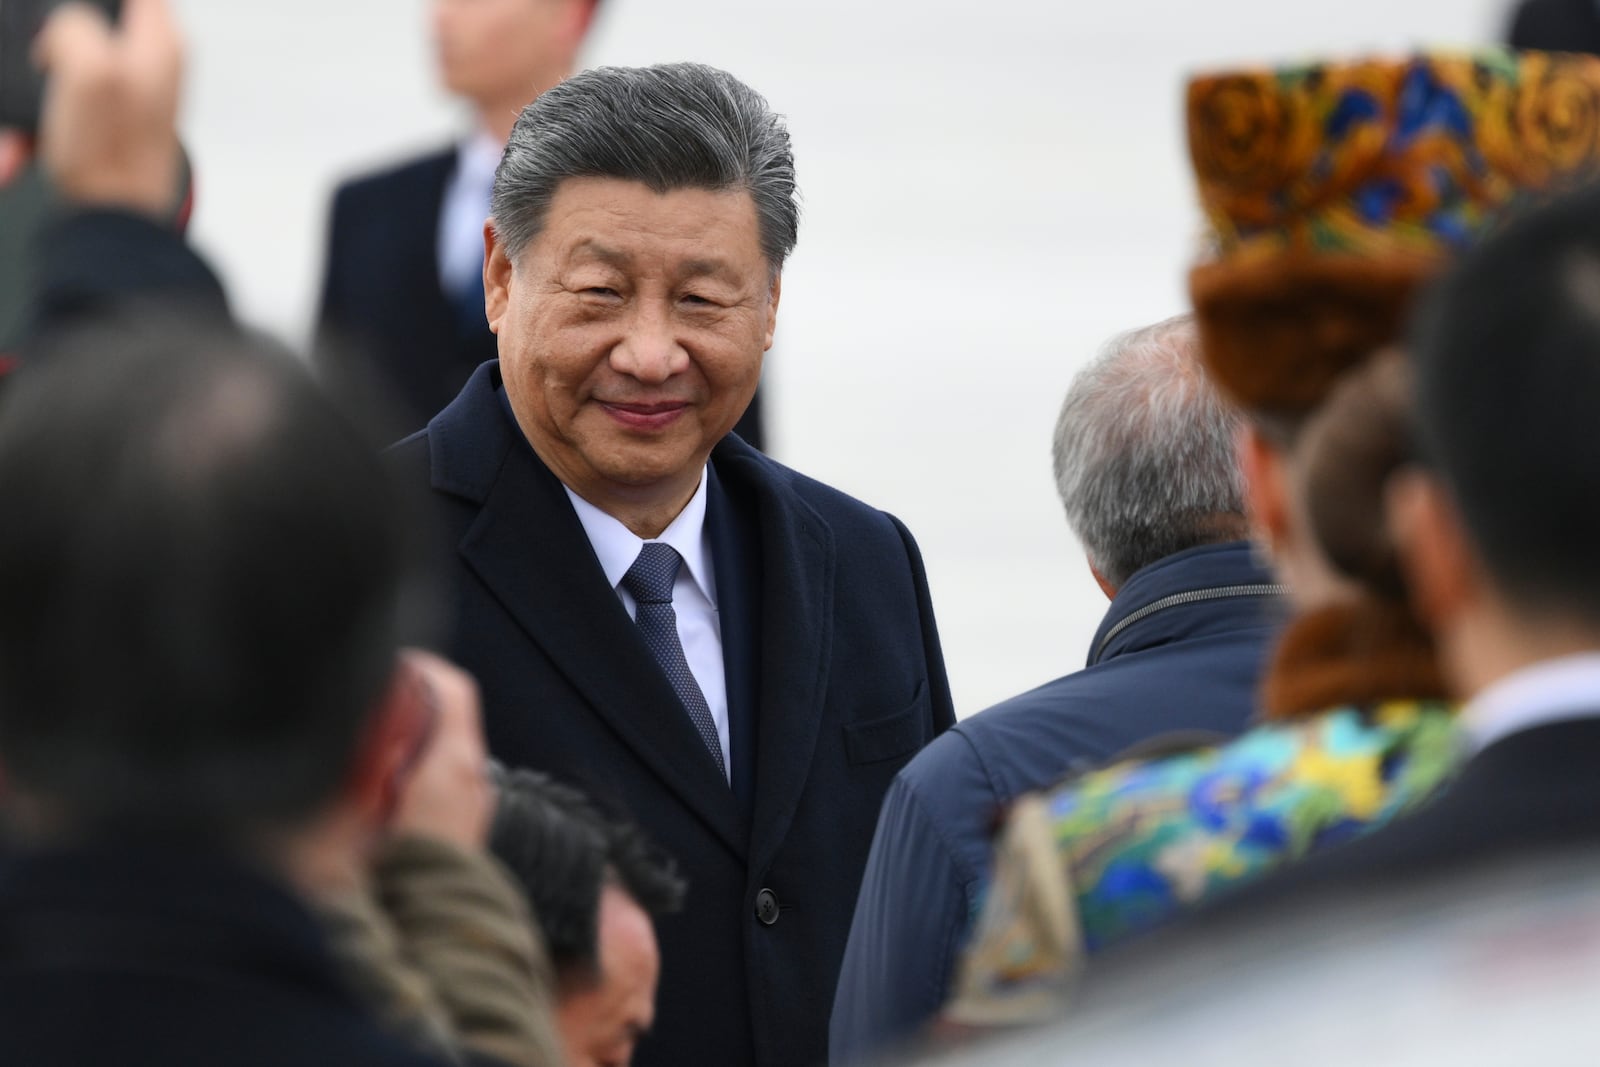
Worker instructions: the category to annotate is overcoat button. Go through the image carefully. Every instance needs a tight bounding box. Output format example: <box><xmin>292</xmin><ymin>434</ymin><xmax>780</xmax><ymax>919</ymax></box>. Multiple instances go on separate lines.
<box><xmin>755</xmin><ymin>888</ymin><xmax>780</xmax><ymax>926</ymax></box>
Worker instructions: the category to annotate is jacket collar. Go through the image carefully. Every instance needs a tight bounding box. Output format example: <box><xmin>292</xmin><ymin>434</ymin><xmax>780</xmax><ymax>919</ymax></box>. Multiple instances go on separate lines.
<box><xmin>428</xmin><ymin>364</ymin><xmax>836</xmax><ymax>866</ymax></box>
<box><xmin>1087</xmin><ymin>541</ymin><xmax>1284</xmax><ymax>667</ymax></box>
<box><xmin>425</xmin><ymin>360</ymin><xmax>515</xmax><ymax>505</ymax></box>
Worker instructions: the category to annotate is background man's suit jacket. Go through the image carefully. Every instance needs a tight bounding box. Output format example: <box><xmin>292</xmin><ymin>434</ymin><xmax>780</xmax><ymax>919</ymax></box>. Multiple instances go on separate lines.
<box><xmin>318</xmin><ymin>149</ymin><xmax>766</xmax><ymax>446</ymax></box>
<box><xmin>318</xmin><ymin>150</ymin><xmax>498</xmax><ymax>437</ymax></box>
<box><xmin>389</xmin><ymin>362</ymin><xmax>956</xmax><ymax>1067</ymax></box>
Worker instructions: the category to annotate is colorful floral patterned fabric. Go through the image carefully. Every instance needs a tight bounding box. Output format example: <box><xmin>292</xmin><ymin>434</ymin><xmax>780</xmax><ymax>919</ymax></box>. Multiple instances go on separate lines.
<box><xmin>944</xmin><ymin>701</ymin><xmax>1464</xmax><ymax>1026</ymax></box>
<box><xmin>1188</xmin><ymin>50</ymin><xmax>1600</xmax><ymax>267</ymax></box>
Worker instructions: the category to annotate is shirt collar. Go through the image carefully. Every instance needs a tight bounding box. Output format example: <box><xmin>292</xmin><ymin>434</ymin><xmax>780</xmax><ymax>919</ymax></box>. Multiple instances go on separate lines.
<box><xmin>564</xmin><ymin>473</ymin><xmax>717</xmax><ymax>607</ymax></box>
<box><xmin>457</xmin><ymin>129</ymin><xmax>503</xmax><ymax>187</ymax></box>
<box><xmin>1462</xmin><ymin>652</ymin><xmax>1600</xmax><ymax>753</ymax></box>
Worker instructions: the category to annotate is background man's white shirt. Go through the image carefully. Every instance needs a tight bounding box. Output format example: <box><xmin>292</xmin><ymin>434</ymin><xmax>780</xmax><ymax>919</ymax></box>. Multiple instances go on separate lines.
<box><xmin>1463</xmin><ymin>652</ymin><xmax>1600</xmax><ymax>753</ymax></box>
<box><xmin>437</xmin><ymin>130</ymin><xmax>503</xmax><ymax>296</ymax></box>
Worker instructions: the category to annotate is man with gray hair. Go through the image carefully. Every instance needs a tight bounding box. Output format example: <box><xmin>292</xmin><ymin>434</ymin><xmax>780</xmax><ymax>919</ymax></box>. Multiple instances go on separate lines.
<box><xmin>830</xmin><ymin>314</ymin><xmax>1283</xmax><ymax>1064</ymax></box>
<box><xmin>390</xmin><ymin>62</ymin><xmax>955</xmax><ymax>1067</ymax></box>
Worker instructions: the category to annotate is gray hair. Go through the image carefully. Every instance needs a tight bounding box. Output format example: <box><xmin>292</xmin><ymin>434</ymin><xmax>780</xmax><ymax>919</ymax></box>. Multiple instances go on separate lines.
<box><xmin>1052</xmin><ymin>314</ymin><xmax>1247</xmax><ymax>588</ymax></box>
<box><xmin>491</xmin><ymin>62</ymin><xmax>799</xmax><ymax>273</ymax></box>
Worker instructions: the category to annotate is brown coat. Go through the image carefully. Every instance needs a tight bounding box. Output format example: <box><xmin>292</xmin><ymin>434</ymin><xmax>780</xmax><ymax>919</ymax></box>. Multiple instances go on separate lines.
<box><xmin>321</xmin><ymin>836</ymin><xmax>564</xmax><ymax>1067</ymax></box>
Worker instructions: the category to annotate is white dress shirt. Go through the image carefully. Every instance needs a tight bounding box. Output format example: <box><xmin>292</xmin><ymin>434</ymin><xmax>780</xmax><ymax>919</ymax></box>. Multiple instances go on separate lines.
<box><xmin>1462</xmin><ymin>652</ymin><xmax>1600</xmax><ymax>753</ymax></box>
<box><xmin>564</xmin><ymin>472</ymin><xmax>731</xmax><ymax>776</ymax></box>
<box><xmin>437</xmin><ymin>130</ymin><xmax>503</xmax><ymax>296</ymax></box>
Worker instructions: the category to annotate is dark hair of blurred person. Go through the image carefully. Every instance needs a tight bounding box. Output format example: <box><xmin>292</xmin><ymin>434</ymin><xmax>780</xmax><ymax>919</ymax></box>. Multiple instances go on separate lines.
<box><xmin>488</xmin><ymin>766</ymin><xmax>684</xmax><ymax>1067</ymax></box>
<box><xmin>1407</xmin><ymin>180</ymin><xmax>1600</xmax><ymax>652</ymax></box>
<box><xmin>0</xmin><ymin>321</ymin><xmax>433</xmax><ymax>840</ymax></box>
<box><xmin>1506</xmin><ymin>0</ymin><xmax>1600</xmax><ymax>55</ymax></box>
<box><xmin>0</xmin><ymin>312</ymin><xmax>456</xmax><ymax>1067</ymax></box>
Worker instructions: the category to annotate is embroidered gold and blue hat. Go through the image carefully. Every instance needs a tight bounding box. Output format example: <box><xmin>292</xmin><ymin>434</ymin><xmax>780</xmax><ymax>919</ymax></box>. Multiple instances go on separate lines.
<box><xmin>1188</xmin><ymin>49</ymin><xmax>1600</xmax><ymax>416</ymax></box>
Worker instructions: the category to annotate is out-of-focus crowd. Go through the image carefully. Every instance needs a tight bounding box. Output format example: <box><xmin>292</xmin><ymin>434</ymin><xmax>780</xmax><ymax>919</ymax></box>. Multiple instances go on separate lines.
<box><xmin>4</xmin><ymin>1</ymin><xmax>1600</xmax><ymax>1066</ymax></box>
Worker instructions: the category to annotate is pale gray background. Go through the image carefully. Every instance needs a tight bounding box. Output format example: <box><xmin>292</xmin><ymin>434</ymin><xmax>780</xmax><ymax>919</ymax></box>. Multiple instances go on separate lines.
<box><xmin>171</xmin><ymin>0</ymin><xmax>1511</xmax><ymax>716</ymax></box>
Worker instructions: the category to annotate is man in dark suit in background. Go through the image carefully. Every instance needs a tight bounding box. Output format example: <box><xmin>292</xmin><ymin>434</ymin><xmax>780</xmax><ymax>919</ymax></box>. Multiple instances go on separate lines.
<box><xmin>317</xmin><ymin>0</ymin><xmax>598</xmax><ymax>433</ymax></box>
<box><xmin>317</xmin><ymin>0</ymin><xmax>767</xmax><ymax>446</ymax></box>
<box><xmin>830</xmin><ymin>314</ymin><xmax>1281</xmax><ymax>1064</ymax></box>
<box><xmin>390</xmin><ymin>62</ymin><xmax>955</xmax><ymax>1067</ymax></box>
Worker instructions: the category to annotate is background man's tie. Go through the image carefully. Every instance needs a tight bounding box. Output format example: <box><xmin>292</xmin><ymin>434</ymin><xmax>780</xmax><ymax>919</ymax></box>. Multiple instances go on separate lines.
<box><xmin>622</xmin><ymin>542</ymin><xmax>728</xmax><ymax>782</ymax></box>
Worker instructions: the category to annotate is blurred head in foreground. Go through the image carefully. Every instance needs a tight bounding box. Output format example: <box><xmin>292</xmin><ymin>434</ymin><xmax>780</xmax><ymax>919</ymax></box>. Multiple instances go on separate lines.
<box><xmin>0</xmin><ymin>318</ymin><xmax>435</xmax><ymax>872</ymax></box>
<box><xmin>489</xmin><ymin>766</ymin><xmax>685</xmax><ymax>1067</ymax></box>
<box><xmin>1400</xmin><ymin>180</ymin><xmax>1600</xmax><ymax>698</ymax></box>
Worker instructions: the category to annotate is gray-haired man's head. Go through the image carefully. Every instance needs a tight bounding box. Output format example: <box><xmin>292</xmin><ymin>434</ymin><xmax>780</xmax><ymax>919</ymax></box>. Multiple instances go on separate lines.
<box><xmin>1052</xmin><ymin>315</ymin><xmax>1248</xmax><ymax>591</ymax></box>
<box><xmin>484</xmin><ymin>62</ymin><xmax>795</xmax><ymax>536</ymax></box>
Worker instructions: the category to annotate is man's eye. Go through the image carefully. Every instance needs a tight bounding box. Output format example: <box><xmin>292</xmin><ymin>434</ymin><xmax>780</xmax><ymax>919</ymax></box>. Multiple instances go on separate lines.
<box><xmin>681</xmin><ymin>294</ymin><xmax>715</xmax><ymax>307</ymax></box>
<box><xmin>584</xmin><ymin>287</ymin><xmax>619</xmax><ymax>297</ymax></box>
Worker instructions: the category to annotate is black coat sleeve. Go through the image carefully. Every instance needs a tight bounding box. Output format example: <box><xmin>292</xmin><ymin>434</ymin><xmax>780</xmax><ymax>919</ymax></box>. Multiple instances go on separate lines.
<box><xmin>30</xmin><ymin>209</ymin><xmax>229</xmax><ymax>339</ymax></box>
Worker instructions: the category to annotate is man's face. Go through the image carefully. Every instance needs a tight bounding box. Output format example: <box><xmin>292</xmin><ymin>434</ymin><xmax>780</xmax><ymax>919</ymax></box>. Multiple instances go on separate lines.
<box><xmin>431</xmin><ymin>0</ymin><xmax>587</xmax><ymax>107</ymax></box>
<box><xmin>557</xmin><ymin>885</ymin><xmax>661</xmax><ymax>1067</ymax></box>
<box><xmin>486</xmin><ymin>176</ymin><xmax>779</xmax><ymax>513</ymax></box>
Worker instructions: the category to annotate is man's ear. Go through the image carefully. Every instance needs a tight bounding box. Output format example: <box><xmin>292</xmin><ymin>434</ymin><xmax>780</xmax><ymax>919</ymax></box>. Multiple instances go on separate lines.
<box><xmin>484</xmin><ymin>221</ymin><xmax>513</xmax><ymax>335</ymax></box>
<box><xmin>562</xmin><ymin>0</ymin><xmax>600</xmax><ymax>48</ymax></box>
<box><xmin>1087</xmin><ymin>560</ymin><xmax>1118</xmax><ymax>601</ymax></box>
<box><xmin>1388</xmin><ymin>468</ymin><xmax>1478</xmax><ymax>635</ymax></box>
<box><xmin>763</xmin><ymin>273</ymin><xmax>782</xmax><ymax>352</ymax></box>
<box><xmin>1237</xmin><ymin>424</ymin><xmax>1290</xmax><ymax>554</ymax></box>
<box><xmin>341</xmin><ymin>660</ymin><xmax>435</xmax><ymax>826</ymax></box>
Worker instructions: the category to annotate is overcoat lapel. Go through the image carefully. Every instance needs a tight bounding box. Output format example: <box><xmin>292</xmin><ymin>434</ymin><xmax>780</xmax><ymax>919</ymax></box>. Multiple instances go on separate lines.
<box><xmin>705</xmin><ymin>464</ymin><xmax>761</xmax><ymax>814</ymax></box>
<box><xmin>432</xmin><ymin>372</ymin><xmax>750</xmax><ymax>860</ymax></box>
<box><xmin>713</xmin><ymin>441</ymin><xmax>836</xmax><ymax>875</ymax></box>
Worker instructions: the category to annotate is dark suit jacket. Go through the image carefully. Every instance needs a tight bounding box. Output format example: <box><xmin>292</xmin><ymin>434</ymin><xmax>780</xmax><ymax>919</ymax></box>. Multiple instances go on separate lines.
<box><xmin>0</xmin><ymin>843</ymin><xmax>450</xmax><ymax>1067</ymax></box>
<box><xmin>318</xmin><ymin>149</ymin><xmax>766</xmax><ymax>446</ymax></box>
<box><xmin>390</xmin><ymin>361</ymin><xmax>955</xmax><ymax>1067</ymax></box>
<box><xmin>1508</xmin><ymin>0</ymin><xmax>1600</xmax><ymax>53</ymax></box>
<box><xmin>318</xmin><ymin>149</ymin><xmax>500</xmax><ymax>437</ymax></box>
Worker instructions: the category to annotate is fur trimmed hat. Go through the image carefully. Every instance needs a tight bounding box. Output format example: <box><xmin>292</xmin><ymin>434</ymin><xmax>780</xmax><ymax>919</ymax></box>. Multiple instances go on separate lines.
<box><xmin>1188</xmin><ymin>49</ymin><xmax>1600</xmax><ymax>417</ymax></box>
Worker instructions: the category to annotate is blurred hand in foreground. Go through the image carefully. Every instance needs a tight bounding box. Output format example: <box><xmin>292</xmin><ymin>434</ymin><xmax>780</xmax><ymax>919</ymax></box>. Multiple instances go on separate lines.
<box><xmin>33</xmin><ymin>0</ymin><xmax>182</xmax><ymax>215</ymax></box>
<box><xmin>0</xmin><ymin>130</ymin><xmax>27</xmax><ymax>187</ymax></box>
<box><xmin>392</xmin><ymin>650</ymin><xmax>495</xmax><ymax>849</ymax></box>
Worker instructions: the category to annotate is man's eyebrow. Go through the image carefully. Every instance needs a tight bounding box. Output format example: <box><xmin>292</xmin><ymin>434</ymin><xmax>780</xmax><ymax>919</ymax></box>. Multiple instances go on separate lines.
<box><xmin>680</xmin><ymin>258</ymin><xmax>737</xmax><ymax>280</ymax></box>
<box><xmin>570</xmin><ymin>240</ymin><xmax>630</xmax><ymax>267</ymax></box>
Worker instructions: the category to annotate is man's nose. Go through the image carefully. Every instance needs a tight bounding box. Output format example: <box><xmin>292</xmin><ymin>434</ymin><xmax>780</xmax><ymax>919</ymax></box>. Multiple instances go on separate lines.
<box><xmin>611</xmin><ymin>302</ymin><xmax>689</xmax><ymax>383</ymax></box>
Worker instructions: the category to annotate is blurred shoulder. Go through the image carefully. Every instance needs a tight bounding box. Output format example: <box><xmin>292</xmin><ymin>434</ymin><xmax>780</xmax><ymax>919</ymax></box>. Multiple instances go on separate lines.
<box><xmin>331</xmin><ymin>147</ymin><xmax>458</xmax><ymax>214</ymax></box>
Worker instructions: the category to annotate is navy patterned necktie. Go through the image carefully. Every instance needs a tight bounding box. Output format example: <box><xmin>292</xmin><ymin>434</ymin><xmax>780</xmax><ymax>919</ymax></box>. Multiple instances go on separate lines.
<box><xmin>622</xmin><ymin>543</ymin><xmax>728</xmax><ymax>782</ymax></box>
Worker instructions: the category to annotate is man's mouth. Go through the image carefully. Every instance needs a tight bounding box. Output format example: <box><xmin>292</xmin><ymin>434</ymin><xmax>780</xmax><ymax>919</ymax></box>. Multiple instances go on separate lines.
<box><xmin>598</xmin><ymin>400</ymin><xmax>691</xmax><ymax>431</ymax></box>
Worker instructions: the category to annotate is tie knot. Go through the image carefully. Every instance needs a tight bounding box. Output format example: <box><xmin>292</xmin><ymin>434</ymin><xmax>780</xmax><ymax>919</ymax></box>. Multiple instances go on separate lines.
<box><xmin>622</xmin><ymin>542</ymin><xmax>682</xmax><ymax>605</ymax></box>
